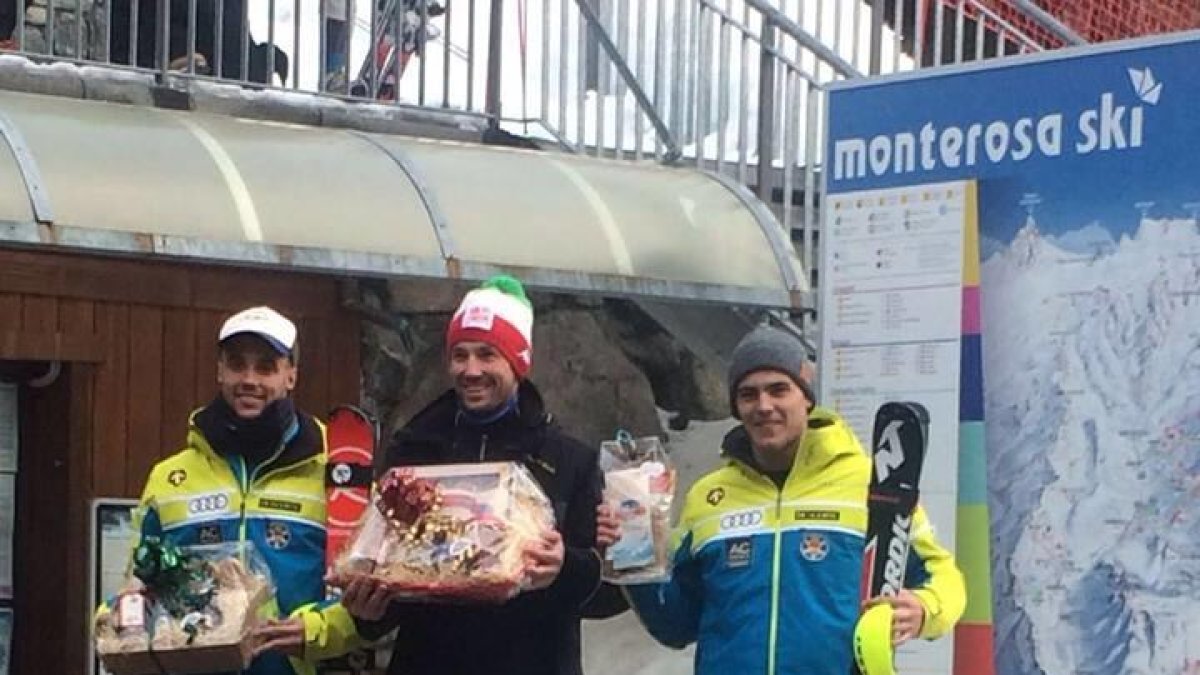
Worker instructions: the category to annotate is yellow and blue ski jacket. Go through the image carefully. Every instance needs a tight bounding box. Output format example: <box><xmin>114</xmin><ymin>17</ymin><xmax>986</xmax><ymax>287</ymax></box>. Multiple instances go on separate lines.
<box><xmin>627</xmin><ymin>408</ymin><xmax>965</xmax><ymax>675</ymax></box>
<box><xmin>128</xmin><ymin>408</ymin><xmax>361</xmax><ymax>675</ymax></box>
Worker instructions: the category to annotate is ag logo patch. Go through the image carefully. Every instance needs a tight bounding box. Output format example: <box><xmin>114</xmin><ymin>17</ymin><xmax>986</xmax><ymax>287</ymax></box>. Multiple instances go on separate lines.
<box><xmin>706</xmin><ymin>487</ymin><xmax>726</xmax><ymax>506</ymax></box>
<box><xmin>167</xmin><ymin>469</ymin><xmax>187</xmax><ymax>487</ymax></box>
<box><xmin>265</xmin><ymin>522</ymin><xmax>291</xmax><ymax>550</ymax></box>
<box><xmin>197</xmin><ymin>524</ymin><xmax>222</xmax><ymax>544</ymax></box>
<box><xmin>725</xmin><ymin>537</ymin><xmax>753</xmax><ymax>568</ymax></box>
<box><xmin>801</xmin><ymin>533</ymin><xmax>829</xmax><ymax>562</ymax></box>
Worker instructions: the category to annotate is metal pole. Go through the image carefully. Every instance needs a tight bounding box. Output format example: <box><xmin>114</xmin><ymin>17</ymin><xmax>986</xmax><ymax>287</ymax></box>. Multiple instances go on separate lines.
<box><xmin>446</xmin><ymin>0</ymin><xmax>456</xmax><ymax>106</ymax></box>
<box><xmin>240</xmin><ymin>0</ymin><xmax>250</xmax><ymax>81</ymax></box>
<box><xmin>369</xmin><ymin>0</ymin><xmax>379</xmax><ymax>97</ymax></box>
<box><xmin>485</xmin><ymin>0</ymin><xmax>505</xmax><ymax>120</ymax></box>
<box><xmin>467</xmin><ymin>0</ymin><xmax>477</xmax><ymax>110</ymax></box>
<box><xmin>292</xmin><ymin>0</ymin><xmax>301</xmax><ymax>87</ymax></box>
<box><xmin>187</xmin><ymin>0</ymin><xmax>197</xmax><ymax>74</ymax></box>
<box><xmin>47</xmin><ymin>0</ymin><xmax>57</xmax><ymax>55</ymax></box>
<box><xmin>868</xmin><ymin>0</ymin><xmax>883</xmax><ymax>75</ymax></box>
<box><xmin>129</xmin><ymin>0</ymin><xmax>139</xmax><ymax>65</ymax></box>
<box><xmin>266</xmin><ymin>0</ymin><xmax>276</xmax><ymax>84</ymax></box>
<box><xmin>76</xmin><ymin>0</ymin><xmax>84</xmax><ymax>59</ymax></box>
<box><xmin>215</xmin><ymin>0</ymin><xmax>224</xmax><ymax>75</ymax></box>
<box><xmin>14</xmin><ymin>0</ymin><xmax>25</xmax><ymax>51</ymax></box>
<box><xmin>104</xmin><ymin>0</ymin><xmax>112</xmax><ymax>61</ymax></box>
<box><xmin>159</xmin><ymin>0</ymin><xmax>170</xmax><ymax>79</ymax></box>
<box><xmin>418</xmin><ymin>0</ymin><xmax>429</xmax><ymax>104</ymax></box>
<box><xmin>318</xmin><ymin>0</ymin><xmax>327</xmax><ymax>89</ymax></box>
<box><xmin>755</xmin><ymin>19</ymin><xmax>775</xmax><ymax>203</ymax></box>
<box><xmin>736</xmin><ymin>0</ymin><xmax>749</xmax><ymax>184</ymax></box>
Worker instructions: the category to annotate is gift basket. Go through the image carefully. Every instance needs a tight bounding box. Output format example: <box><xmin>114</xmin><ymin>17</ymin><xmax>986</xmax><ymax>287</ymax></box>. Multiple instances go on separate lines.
<box><xmin>329</xmin><ymin>461</ymin><xmax>555</xmax><ymax>603</ymax></box>
<box><xmin>94</xmin><ymin>539</ymin><xmax>273</xmax><ymax>675</ymax></box>
<box><xmin>600</xmin><ymin>431</ymin><xmax>677</xmax><ymax>584</ymax></box>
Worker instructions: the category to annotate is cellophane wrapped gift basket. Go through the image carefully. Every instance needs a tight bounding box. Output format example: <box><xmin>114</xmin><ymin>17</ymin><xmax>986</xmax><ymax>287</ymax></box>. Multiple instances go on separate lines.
<box><xmin>600</xmin><ymin>432</ymin><xmax>677</xmax><ymax>584</ymax></box>
<box><xmin>94</xmin><ymin>539</ymin><xmax>273</xmax><ymax>675</ymax></box>
<box><xmin>329</xmin><ymin>461</ymin><xmax>555</xmax><ymax>603</ymax></box>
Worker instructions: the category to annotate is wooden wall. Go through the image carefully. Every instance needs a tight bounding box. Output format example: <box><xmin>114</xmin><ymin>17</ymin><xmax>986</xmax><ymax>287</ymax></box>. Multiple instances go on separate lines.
<box><xmin>0</xmin><ymin>247</ymin><xmax>362</xmax><ymax>674</ymax></box>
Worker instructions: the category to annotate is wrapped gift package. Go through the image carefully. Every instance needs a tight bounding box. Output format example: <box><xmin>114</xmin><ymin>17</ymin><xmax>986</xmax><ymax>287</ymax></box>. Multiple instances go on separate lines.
<box><xmin>330</xmin><ymin>461</ymin><xmax>555</xmax><ymax>603</ymax></box>
<box><xmin>94</xmin><ymin>540</ymin><xmax>273</xmax><ymax>675</ymax></box>
<box><xmin>600</xmin><ymin>433</ymin><xmax>677</xmax><ymax>584</ymax></box>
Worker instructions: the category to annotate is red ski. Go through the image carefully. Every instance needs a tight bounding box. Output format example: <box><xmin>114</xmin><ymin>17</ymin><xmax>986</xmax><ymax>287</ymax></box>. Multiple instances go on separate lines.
<box><xmin>326</xmin><ymin>405</ymin><xmax>377</xmax><ymax>572</ymax></box>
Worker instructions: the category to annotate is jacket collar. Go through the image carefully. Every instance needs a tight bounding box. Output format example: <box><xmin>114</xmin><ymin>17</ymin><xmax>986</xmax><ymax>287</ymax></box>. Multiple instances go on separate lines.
<box><xmin>720</xmin><ymin>406</ymin><xmax>860</xmax><ymax>479</ymax></box>
<box><xmin>187</xmin><ymin>405</ymin><xmax>324</xmax><ymax>474</ymax></box>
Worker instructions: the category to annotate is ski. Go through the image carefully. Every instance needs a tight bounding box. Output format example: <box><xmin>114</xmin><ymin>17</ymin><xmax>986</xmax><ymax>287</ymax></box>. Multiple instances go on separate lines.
<box><xmin>352</xmin><ymin>0</ymin><xmax>445</xmax><ymax>101</ymax></box>
<box><xmin>853</xmin><ymin>402</ymin><xmax>929</xmax><ymax>675</ymax></box>
<box><xmin>326</xmin><ymin>405</ymin><xmax>377</xmax><ymax>573</ymax></box>
<box><xmin>324</xmin><ymin>405</ymin><xmax>378</xmax><ymax>674</ymax></box>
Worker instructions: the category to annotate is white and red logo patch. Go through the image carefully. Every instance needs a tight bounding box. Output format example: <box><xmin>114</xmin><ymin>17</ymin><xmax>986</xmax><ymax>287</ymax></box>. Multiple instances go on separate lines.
<box><xmin>461</xmin><ymin>304</ymin><xmax>496</xmax><ymax>331</ymax></box>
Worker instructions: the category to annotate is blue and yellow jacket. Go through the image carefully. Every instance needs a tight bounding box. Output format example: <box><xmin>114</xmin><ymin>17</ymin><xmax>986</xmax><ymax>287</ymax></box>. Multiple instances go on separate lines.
<box><xmin>627</xmin><ymin>408</ymin><xmax>966</xmax><ymax>675</ymax></box>
<box><xmin>124</xmin><ymin>407</ymin><xmax>361</xmax><ymax>675</ymax></box>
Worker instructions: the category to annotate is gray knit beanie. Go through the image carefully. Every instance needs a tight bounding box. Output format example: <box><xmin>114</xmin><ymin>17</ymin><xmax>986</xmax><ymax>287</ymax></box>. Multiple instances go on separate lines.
<box><xmin>727</xmin><ymin>324</ymin><xmax>816</xmax><ymax>417</ymax></box>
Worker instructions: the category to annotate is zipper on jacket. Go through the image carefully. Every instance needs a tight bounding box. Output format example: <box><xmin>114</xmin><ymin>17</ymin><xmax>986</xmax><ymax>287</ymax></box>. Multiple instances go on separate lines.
<box><xmin>236</xmin><ymin>455</ymin><xmax>250</xmax><ymax>545</ymax></box>
<box><xmin>479</xmin><ymin>434</ymin><xmax>489</xmax><ymax>461</ymax></box>
<box><xmin>236</xmin><ymin>442</ymin><xmax>288</xmax><ymax>545</ymax></box>
<box><xmin>767</xmin><ymin>485</ymin><xmax>784</xmax><ymax>675</ymax></box>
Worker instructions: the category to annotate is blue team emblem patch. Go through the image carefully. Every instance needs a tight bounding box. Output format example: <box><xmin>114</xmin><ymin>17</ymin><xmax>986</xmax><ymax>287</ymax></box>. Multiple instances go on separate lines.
<box><xmin>197</xmin><ymin>524</ymin><xmax>222</xmax><ymax>544</ymax></box>
<box><xmin>725</xmin><ymin>537</ymin><xmax>753</xmax><ymax>568</ymax></box>
<box><xmin>801</xmin><ymin>533</ymin><xmax>829</xmax><ymax>562</ymax></box>
<box><xmin>265</xmin><ymin>522</ymin><xmax>291</xmax><ymax>550</ymax></box>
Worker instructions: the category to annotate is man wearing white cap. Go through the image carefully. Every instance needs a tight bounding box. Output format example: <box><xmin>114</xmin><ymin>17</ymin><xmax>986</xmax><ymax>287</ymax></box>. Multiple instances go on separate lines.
<box><xmin>117</xmin><ymin>306</ymin><xmax>361</xmax><ymax>675</ymax></box>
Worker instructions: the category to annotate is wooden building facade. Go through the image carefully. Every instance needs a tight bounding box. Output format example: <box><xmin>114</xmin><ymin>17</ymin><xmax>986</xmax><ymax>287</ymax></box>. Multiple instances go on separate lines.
<box><xmin>0</xmin><ymin>247</ymin><xmax>361</xmax><ymax>674</ymax></box>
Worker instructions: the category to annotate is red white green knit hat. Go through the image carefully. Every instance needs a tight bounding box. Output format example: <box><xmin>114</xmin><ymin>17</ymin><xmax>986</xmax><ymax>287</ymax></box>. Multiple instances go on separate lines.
<box><xmin>445</xmin><ymin>275</ymin><xmax>534</xmax><ymax>377</ymax></box>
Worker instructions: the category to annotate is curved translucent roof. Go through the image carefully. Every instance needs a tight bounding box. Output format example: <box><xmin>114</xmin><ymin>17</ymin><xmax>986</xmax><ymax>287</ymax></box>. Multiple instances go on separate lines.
<box><xmin>0</xmin><ymin>89</ymin><xmax>807</xmax><ymax>307</ymax></box>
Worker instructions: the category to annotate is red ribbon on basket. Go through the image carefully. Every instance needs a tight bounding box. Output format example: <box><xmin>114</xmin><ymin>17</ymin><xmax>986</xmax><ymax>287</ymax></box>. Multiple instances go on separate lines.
<box><xmin>377</xmin><ymin>468</ymin><xmax>442</xmax><ymax>528</ymax></box>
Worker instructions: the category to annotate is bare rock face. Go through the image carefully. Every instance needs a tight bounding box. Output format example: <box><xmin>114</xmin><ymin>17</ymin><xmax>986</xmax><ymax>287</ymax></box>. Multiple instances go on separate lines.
<box><xmin>525</xmin><ymin>303</ymin><xmax>661</xmax><ymax>448</ymax></box>
<box><xmin>593</xmin><ymin>300</ymin><xmax>730</xmax><ymax>428</ymax></box>
<box><xmin>358</xmin><ymin>280</ymin><xmax>726</xmax><ymax>452</ymax></box>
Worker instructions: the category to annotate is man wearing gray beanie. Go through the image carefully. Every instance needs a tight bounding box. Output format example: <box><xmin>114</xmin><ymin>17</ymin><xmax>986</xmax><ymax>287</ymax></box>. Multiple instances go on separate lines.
<box><xmin>725</xmin><ymin>324</ymin><xmax>817</xmax><ymax>416</ymax></box>
<box><xmin>617</xmin><ymin>323</ymin><xmax>965</xmax><ymax>675</ymax></box>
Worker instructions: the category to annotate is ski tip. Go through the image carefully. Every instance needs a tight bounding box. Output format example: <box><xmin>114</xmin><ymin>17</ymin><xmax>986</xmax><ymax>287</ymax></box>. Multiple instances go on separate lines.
<box><xmin>875</xmin><ymin>401</ymin><xmax>930</xmax><ymax>424</ymax></box>
<box><xmin>328</xmin><ymin>404</ymin><xmax>377</xmax><ymax>423</ymax></box>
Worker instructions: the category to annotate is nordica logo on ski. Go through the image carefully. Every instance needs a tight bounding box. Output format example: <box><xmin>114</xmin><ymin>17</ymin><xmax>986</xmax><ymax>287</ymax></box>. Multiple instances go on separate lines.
<box><xmin>833</xmin><ymin>66</ymin><xmax>1161</xmax><ymax>181</ymax></box>
<box><xmin>877</xmin><ymin>514</ymin><xmax>912</xmax><ymax>597</ymax></box>
<box><xmin>874</xmin><ymin>420</ymin><xmax>905</xmax><ymax>484</ymax></box>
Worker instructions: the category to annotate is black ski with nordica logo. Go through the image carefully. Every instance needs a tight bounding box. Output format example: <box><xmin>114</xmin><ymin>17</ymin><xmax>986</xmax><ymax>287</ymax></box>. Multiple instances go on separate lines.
<box><xmin>859</xmin><ymin>401</ymin><xmax>929</xmax><ymax>604</ymax></box>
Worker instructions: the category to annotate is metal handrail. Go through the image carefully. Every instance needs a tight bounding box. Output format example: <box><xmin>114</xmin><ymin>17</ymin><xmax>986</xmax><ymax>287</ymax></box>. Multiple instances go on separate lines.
<box><xmin>740</xmin><ymin>0</ymin><xmax>863</xmax><ymax>79</ymax></box>
<box><xmin>1008</xmin><ymin>0</ymin><xmax>1087</xmax><ymax>46</ymax></box>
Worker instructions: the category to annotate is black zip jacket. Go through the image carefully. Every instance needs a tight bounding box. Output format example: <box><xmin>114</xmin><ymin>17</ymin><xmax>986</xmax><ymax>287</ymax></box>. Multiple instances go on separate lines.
<box><xmin>355</xmin><ymin>380</ymin><xmax>604</xmax><ymax>675</ymax></box>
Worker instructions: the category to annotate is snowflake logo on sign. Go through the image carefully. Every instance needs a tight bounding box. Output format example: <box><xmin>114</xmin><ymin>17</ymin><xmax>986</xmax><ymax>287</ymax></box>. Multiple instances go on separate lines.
<box><xmin>1127</xmin><ymin>67</ymin><xmax>1162</xmax><ymax>105</ymax></box>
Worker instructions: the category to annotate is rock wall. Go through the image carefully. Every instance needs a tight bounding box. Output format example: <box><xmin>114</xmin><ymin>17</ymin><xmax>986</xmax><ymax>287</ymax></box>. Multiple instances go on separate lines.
<box><xmin>357</xmin><ymin>278</ymin><xmax>729</xmax><ymax>451</ymax></box>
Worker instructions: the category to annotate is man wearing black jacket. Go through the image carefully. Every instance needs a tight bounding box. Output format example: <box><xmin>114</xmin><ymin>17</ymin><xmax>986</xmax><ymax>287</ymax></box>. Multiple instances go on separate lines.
<box><xmin>342</xmin><ymin>275</ymin><xmax>603</xmax><ymax>675</ymax></box>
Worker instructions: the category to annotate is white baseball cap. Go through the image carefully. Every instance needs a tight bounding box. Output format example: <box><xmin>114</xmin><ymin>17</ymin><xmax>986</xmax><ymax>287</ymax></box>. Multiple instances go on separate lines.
<box><xmin>218</xmin><ymin>306</ymin><xmax>297</xmax><ymax>356</ymax></box>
